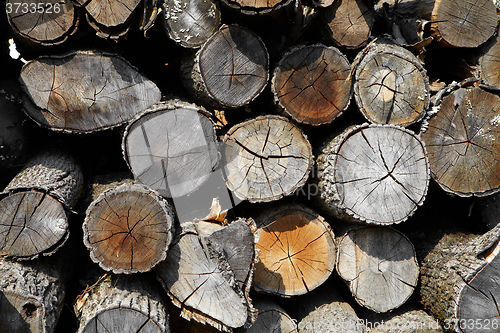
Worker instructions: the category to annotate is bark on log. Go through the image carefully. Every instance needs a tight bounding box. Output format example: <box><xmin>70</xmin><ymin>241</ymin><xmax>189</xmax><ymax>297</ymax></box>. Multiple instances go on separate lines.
<box><xmin>336</xmin><ymin>227</ymin><xmax>419</xmax><ymax>313</ymax></box>
<box><xmin>0</xmin><ymin>150</ymin><xmax>83</xmax><ymax>259</ymax></box>
<box><xmin>156</xmin><ymin>218</ymin><xmax>259</xmax><ymax>332</ymax></box>
<box><xmin>83</xmin><ymin>181</ymin><xmax>174</xmax><ymax>274</ymax></box>
<box><xmin>181</xmin><ymin>24</ymin><xmax>269</xmax><ymax>109</ymax></box>
<box><xmin>420</xmin><ymin>86</ymin><xmax>500</xmax><ymax>197</ymax></box>
<box><xmin>162</xmin><ymin>0</ymin><xmax>221</xmax><ymax>48</ymax></box>
<box><xmin>238</xmin><ymin>296</ymin><xmax>297</xmax><ymax>333</ymax></box>
<box><xmin>253</xmin><ymin>204</ymin><xmax>336</xmax><ymax>297</ymax></box>
<box><xmin>222</xmin><ymin>115</ymin><xmax>313</xmax><ymax>203</ymax></box>
<box><xmin>6</xmin><ymin>0</ymin><xmax>79</xmax><ymax>46</ymax></box>
<box><xmin>19</xmin><ymin>51</ymin><xmax>161</xmax><ymax>133</ymax></box>
<box><xmin>364</xmin><ymin>306</ymin><xmax>443</xmax><ymax>332</ymax></box>
<box><xmin>271</xmin><ymin>44</ymin><xmax>352</xmax><ymax>126</ymax></box>
<box><xmin>320</xmin><ymin>0</ymin><xmax>375</xmax><ymax>49</ymax></box>
<box><xmin>74</xmin><ymin>273</ymin><xmax>169</xmax><ymax>333</ymax></box>
<box><xmin>123</xmin><ymin>100</ymin><xmax>219</xmax><ymax>198</ymax></box>
<box><xmin>353</xmin><ymin>41</ymin><xmax>430</xmax><ymax>127</ymax></box>
<box><xmin>219</xmin><ymin>0</ymin><xmax>293</xmax><ymax>15</ymax></box>
<box><xmin>315</xmin><ymin>123</ymin><xmax>429</xmax><ymax>225</ymax></box>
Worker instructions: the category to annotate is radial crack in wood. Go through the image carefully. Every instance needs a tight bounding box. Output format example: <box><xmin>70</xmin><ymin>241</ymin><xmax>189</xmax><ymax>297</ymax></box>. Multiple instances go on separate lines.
<box><xmin>481</xmin><ymin>27</ymin><xmax>500</xmax><ymax>88</ymax></box>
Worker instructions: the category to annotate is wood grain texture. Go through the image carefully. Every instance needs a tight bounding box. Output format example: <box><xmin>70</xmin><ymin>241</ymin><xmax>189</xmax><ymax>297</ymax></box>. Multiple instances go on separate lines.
<box><xmin>220</xmin><ymin>0</ymin><xmax>293</xmax><ymax>14</ymax></box>
<box><xmin>223</xmin><ymin>115</ymin><xmax>313</xmax><ymax>203</ymax></box>
<box><xmin>481</xmin><ymin>27</ymin><xmax>500</xmax><ymax>88</ymax></box>
<box><xmin>337</xmin><ymin>227</ymin><xmax>419</xmax><ymax>313</ymax></box>
<box><xmin>254</xmin><ymin>204</ymin><xmax>336</xmax><ymax>297</ymax></box>
<box><xmin>316</xmin><ymin>123</ymin><xmax>429</xmax><ymax>225</ymax></box>
<box><xmin>240</xmin><ymin>296</ymin><xmax>297</xmax><ymax>333</ymax></box>
<box><xmin>272</xmin><ymin>44</ymin><xmax>352</xmax><ymax>126</ymax></box>
<box><xmin>421</xmin><ymin>86</ymin><xmax>500</xmax><ymax>197</ymax></box>
<box><xmin>20</xmin><ymin>51</ymin><xmax>161</xmax><ymax>133</ymax></box>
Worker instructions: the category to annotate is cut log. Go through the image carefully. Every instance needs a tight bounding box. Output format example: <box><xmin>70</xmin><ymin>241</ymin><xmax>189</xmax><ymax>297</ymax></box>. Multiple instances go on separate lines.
<box><xmin>0</xmin><ymin>150</ymin><xmax>83</xmax><ymax>259</ymax></box>
<box><xmin>219</xmin><ymin>0</ymin><xmax>293</xmax><ymax>15</ymax></box>
<box><xmin>222</xmin><ymin>115</ymin><xmax>313</xmax><ymax>203</ymax></box>
<box><xmin>123</xmin><ymin>100</ymin><xmax>219</xmax><ymax>198</ymax></box>
<box><xmin>163</xmin><ymin>0</ymin><xmax>221</xmax><ymax>48</ymax></box>
<box><xmin>6</xmin><ymin>0</ymin><xmax>79</xmax><ymax>46</ymax></box>
<box><xmin>480</xmin><ymin>27</ymin><xmax>500</xmax><ymax>88</ymax></box>
<box><xmin>0</xmin><ymin>255</ymin><xmax>67</xmax><ymax>333</ymax></box>
<box><xmin>353</xmin><ymin>41</ymin><xmax>430</xmax><ymax>127</ymax></box>
<box><xmin>320</xmin><ymin>0</ymin><xmax>375</xmax><ymax>49</ymax></box>
<box><xmin>316</xmin><ymin>123</ymin><xmax>429</xmax><ymax>225</ymax></box>
<box><xmin>74</xmin><ymin>273</ymin><xmax>169</xmax><ymax>333</ymax></box>
<box><xmin>336</xmin><ymin>227</ymin><xmax>419</xmax><ymax>313</ymax></box>
<box><xmin>181</xmin><ymin>24</ymin><xmax>269</xmax><ymax>109</ymax></box>
<box><xmin>363</xmin><ymin>305</ymin><xmax>443</xmax><ymax>332</ymax></box>
<box><xmin>253</xmin><ymin>204</ymin><xmax>336</xmax><ymax>297</ymax></box>
<box><xmin>271</xmin><ymin>44</ymin><xmax>352</xmax><ymax>126</ymax></box>
<box><xmin>19</xmin><ymin>51</ymin><xmax>161</xmax><ymax>133</ymax></box>
<box><xmin>239</xmin><ymin>296</ymin><xmax>297</xmax><ymax>333</ymax></box>
<box><xmin>83</xmin><ymin>181</ymin><xmax>174</xmax><ymax>274</ymax></box>
<box><xmin>156</xmin><ymin>217</ymin><xmax>258</xmax><ymax>332</ymax></box>
<box><xmin>420</xmin><ymin>86</ymin><xmax>500</xmax><ymax>197</ymax></box>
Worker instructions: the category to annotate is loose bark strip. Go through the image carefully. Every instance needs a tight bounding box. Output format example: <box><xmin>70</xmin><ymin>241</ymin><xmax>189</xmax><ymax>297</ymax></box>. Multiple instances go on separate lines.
<box><xmin>83</xmin><ymin>182</ymin><xmax>174</xmax><ymax>274</ymax></box>
<box><xmin>316</xmin><ymin>123</ymin><xmax>429</xmax><ymax>225</ymax></box>
<box><xmin>219</xmin><ymin>0</ymin><xmax>293</xmax><ymax>15</ymax></box>
<box><xmin>6</xmin><ymin>0</ymin><xmax>79</xmax><ymax>46</ymax></box>
<box><xmin>74</xmin><ymin>274</ymin><xmax>169</xmax><ymax>333</ymax></box>
<box><xmin>163</xmin><ymin>0</ymin><xmax>221</xmax><ymax>48</ymax></box>
<box><xmin>223</xmin><ymin>115</ymin><xmax>313</xmax><ymax>203</ymax></box>
<box><xmin>181</xmin><ymin>24</ymin><xmax>269</xmax><ymax>109</ymax></box>
<box><xmin>19</xmin><ymin>51</ymin><xmax>161</xmax><ymax>133</ymax></box>
<box><xmin>0</xmin><ymin>150</ymin><xmax>83</xmax><ymax>259</ymax></box>
<box><xmin>123</xmin><ymin>100</ymin><xmax>219</xmax><ymax>198</ymax></box>
<box><xmin>337</xmin><ymin>227</ymin><xmax>419</xmax><ymax>313</ymax></box>
<box><xmin>156</xmin><ymin>218</ymin><xmax>258</xmax><ymax>332</ymax></box>
<box><xmin>254</xmin><ymin>204</ymin><xmax>336</xmax><ymax>297</ymax></box>
<box><xmin>271</xmin><ymin>44</ymin><xmax>352</xmax><ymax>126</ymax></box>
<box><xmin>321</xmin><ymin>0</ymin><xmax>375</xmax><ymax>49</ymax></box>
<box><xmin>353</xmin><ymin>41</ymin><xmax>430</xmax><ymax>127</ymax></box>
<box><xmin>140</xmin><ymin>0</ymin><xmax>160</xmax><ymax>36</ymax></box>
<box><xmin>242</xmin><ymin>296</ymin><xmax>297</xmax><ymax>333</ymax></box>
<box><xmin>421</xmin><ymin>86</ymin><xmax>500</xmax><ymax>197</ymax></box>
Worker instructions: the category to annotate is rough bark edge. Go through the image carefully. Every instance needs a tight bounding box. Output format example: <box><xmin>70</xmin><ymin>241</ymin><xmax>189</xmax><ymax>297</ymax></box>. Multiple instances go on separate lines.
<box><xmin>270</xmin><ymin>43</ymin><xmax>353</xmax><ymax>126</ymax></box>
<box><xmin>82</xmin><ymin>182</ymin><xmax>175</xmax><ymax>274</ymax></box>
<box><xmin>219</xmin><ymin>0</ymin><xmax>294</xmax><ymax>16</ymax></box>
<box><xmin>316</xmin><ymin>122</ymin><xmax>430</xmax><ymax>225</ymax></box>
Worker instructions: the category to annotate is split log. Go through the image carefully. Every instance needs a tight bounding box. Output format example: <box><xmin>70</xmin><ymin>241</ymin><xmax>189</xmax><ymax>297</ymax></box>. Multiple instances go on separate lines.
<box><xmin>219</xmin><ymin>0</ymin><xmax>293</xmax><ymax>15</ymax></box>
<box><xmin>253</xmin><ymin>204</ymin><xmax>336</xmax><ymax>297</ymax></box>
<box><xmin>320</xmin><ymin>0</ymin><xmax>375</xmax><ymax>49</ymax></box>
<box><xmin>83</xmin><ymin>181</ymin><xmax>175</xmax><ymax>274</ymax></box>
<box><xmin>271</xmin><ymin>44</ymin><xmax>352</xmax><ymax>126</ymax></box>
<box><xmin>19</xmin><ymin>51</ymin><xmax>161</xmax><ymax>133</ymax></box>
<box><xmin>156</xmin><ymin>216</ymin><xmax>259</xmax><ymax>332</ymax></box>
<box><xmin>222</xmin><ymin>115</ymin><xmax>313</xmax><ymax>203</ymax></box>
<box><xmin>315</xmin><ymin>123</ymin><xmax>429</xmax><ymax>225</ymax></box>
<box><xmin>163</xmin><ymin>0</ymin><xmax>221</xmax><ymax>48</ymax></box>
<box><xmin>239</xmin><ymin>296</ymin><xmax>297</xmax><ymax>333</ymax></box>
<box><xmin>0</xmin><ymin>150</ymin><xmax>83</xmax><ymax>259</ymax></box>
<box><xmin>353</xmin><ymin>41</ymin><xmax>430</xmax><ymax>127</ymax></box>
<box><xmin>74</xmin><ymin>273</ymin><xmax>169</xmax><ymax>333</ymax></box>
<box><xmin>181</xmin><ymin>24</ymin><xmax>269</xmax><ymax>109</ymax></box>
<box><xmin>420</xmin><ymin>86</ymin><xmax>500</xmax><ymax>197</ymax></box>
<box><xmin>123</xmin><ymin>100</ymin><xmax>219</xmax><ymax>198</ymax></box>
<box><xmin>336</xmin><ymin>227</ymin><xmax>419</xmax><ymax>313</ymax></box>
<box><xmin>6</xmin><ymin>0</ymin><xmax>79</xmax><ymax>46</ymax></box>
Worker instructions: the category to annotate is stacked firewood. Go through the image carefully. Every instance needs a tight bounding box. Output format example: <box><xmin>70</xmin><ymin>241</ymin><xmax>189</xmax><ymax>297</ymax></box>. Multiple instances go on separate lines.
<box><xmin>1</xmin><ymin>0</ymin><xmax>500</xmax><ymax>332</ymax></box>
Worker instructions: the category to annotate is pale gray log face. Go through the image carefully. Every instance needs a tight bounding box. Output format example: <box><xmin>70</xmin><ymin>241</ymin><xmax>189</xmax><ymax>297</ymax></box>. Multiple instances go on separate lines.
<box><xmin>0</xmin><ymin>291</ymin><xmax>43</xmax><ymax>332</ymax></box>
<box><xmin>82</xmin><ymin>308</ymin><xmax>163</xmax><ymax>333</ymax></box>
<box><xmin>79</xmin><ymin>0</ymin><xmax>141</xmax><ymax>28</ymax></box>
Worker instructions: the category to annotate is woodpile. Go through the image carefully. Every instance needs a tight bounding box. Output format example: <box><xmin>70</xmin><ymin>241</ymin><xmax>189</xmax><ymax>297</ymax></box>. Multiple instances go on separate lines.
<box><xmin>3</xmin><ymin>0</ymin><xmax>500</xmax><ymax>332</ymax></box>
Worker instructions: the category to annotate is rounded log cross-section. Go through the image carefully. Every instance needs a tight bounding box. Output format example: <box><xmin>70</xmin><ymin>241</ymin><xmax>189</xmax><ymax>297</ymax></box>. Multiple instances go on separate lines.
<box><xmin>19</xmin><ymin>51</ymin><xmax>161</xmax><ymax>133</ymax></box>
<box><xmin>336</xmin><ymin>227</ymin><xmax>419</xmax><ymax>313</ymax></box>
<box><xmin>316</xmin><ymin>123</ymin><xmax>429</xmax><ymax>225</ymax></box>
<box><xmin>254</xmin><ymin>205</ymin><xmax>336</xmax><ymax>297</ymax></box>
<box><xmin>321</xmin><ymin>0</ymin><xmax>375</xmax><ymax>49</ymax></box>
<box><xmin>181</xmin><ymin>24</ymin><xmax>269</xmax><ymax>109</ymax></box>
<box><xmin>220</xmin><ymin>0</ymin><xmax>293</xmax><ymax>15</ymax></box>
<box><xmin>222</xmin><ymin>115</ymin><xmax>313</xmax><ymax>203</ymax></box>
<box><xmin>481</xmin><ymin>28</ymin><xmax>500</xmax><ymax>88</ymax></box>
<box><xmin>6</xmin><ymin>0</ymin><xmax>79</xmax><ymax>45</ymax></box>
<box><xmin>83</xmin><ymin>183</ymin><xmax>174</xmax><ymax>274</ymax></box>
<box><xmin>271</xmin><ymin>44</ymin><xmax>352</xmax><ymax>126</ymax></box>
<box><xmin>123</xmin><ymin>101</ymin><xmax>219</xmax><ymax>198</ymax></box>
<box><xmin>353</xmin><ymin>42</ymin><xmax>430</xmax><ymax>127</ymax></box>
<box><xmin>421</xmin><ymin>86</ymin><xmax>500</xmax><ymax>197</ymax></box>
<box><xmin>163</xmin><ymin>0</ymin><xmax>221</xmax><ymax>48</ymax></box>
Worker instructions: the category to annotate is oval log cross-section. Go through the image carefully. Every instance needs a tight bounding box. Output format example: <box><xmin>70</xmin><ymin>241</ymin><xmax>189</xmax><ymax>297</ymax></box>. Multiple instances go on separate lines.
<box><xmin>83</xmin><ymin>183</ymin><xmax>174</xmax><ymax>274</ymax></box>
<box><xmin>19</xmin><ymin>51</ymin><xmax>161</xmax><ymax>133</ymax></box>
<box><xmin>421</xmin><ymin>87</ymin><xmax>500</xmax><ymax>197</ymax></box>
<box><xmin>272</xmin><ymin>44</ymin><xmax>352</xmax><ymax>126</ymax></box>
<box><xmin>223</xmin><ymin>115</ymin><xmax>313</xmax><ymax>203</ymax></box>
